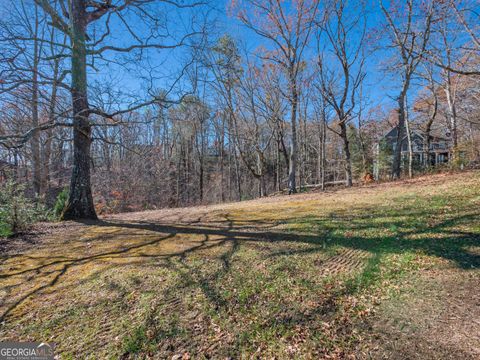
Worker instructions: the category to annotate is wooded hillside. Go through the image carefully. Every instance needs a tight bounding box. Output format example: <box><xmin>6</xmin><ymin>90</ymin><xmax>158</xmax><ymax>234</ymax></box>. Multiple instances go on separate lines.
<box><xmin>0</xmin><ymin>0</ymin><xmax>479</xmax><ymax>222</ymax></box>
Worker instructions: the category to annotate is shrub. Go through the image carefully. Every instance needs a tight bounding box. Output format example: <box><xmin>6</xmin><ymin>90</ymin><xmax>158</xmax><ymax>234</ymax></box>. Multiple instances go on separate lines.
<box><xmin>54</xmin><ymin>188</ymin><xmax>69</xmax><ymax>218</ymax></box>
<box><xmin>0</xmin><ymin>180</ymin><xmax>51</xmax><ymax>236</ymax></box>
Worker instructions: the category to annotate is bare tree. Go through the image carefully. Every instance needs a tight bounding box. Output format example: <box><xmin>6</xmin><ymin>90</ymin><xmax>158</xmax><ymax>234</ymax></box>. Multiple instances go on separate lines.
<box><xmin>380</xmin><ymin>0</ymin><xmax>434</xmax><ymax>178</ymax></box>
<box><xmin>256</xmin><ymin>63</ymin><xmax>289</xmax><ymax>191</ymax></box>
<box><xmin>237</xmin><ymin>63</ymin><xmax>276</xmax><ymax>197</ymax></box>
<box><xmin>316</xmin><ymin>0</ymin><xmax>366</xmax><ymax>186</ymax></box>
<box><xmin>429</xmin><ymin>4</ymin><xmax>466</xmax><ymax>160</ymax></box>
<box><xmin>231</xmin><ymin>0</ymin><xmax>320</xmax><ymax>194</ymax></box>
<box><xmin>207</xmin><ymin>35</ymin><xmax>244</xmax><ymax>200</ymax></box>
<box><xmin>30</xmin><ymin>0</ymin><xmax>207</xmax><ymax>219</ymax></box>
<box><xmin>425</xmin><ymin>0</ymin><xmax>480</xmax><ymax>76</ymax></box>
<box><xmin>416</xmin><ymin>64</ymin><xmax>439</xmax><ymax>168</ymax></box>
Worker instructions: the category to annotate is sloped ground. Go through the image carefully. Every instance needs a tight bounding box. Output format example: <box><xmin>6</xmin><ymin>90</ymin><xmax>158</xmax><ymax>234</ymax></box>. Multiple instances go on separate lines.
<box><xmin>0</xmin><ymin>171</ymin><xmax>479</xmax><ymax>359</ymax></box>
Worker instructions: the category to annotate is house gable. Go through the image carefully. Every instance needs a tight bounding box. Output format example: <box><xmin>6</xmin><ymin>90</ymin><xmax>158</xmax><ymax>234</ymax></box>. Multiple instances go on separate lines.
<box><xmin>379</xmin><ymin>127</ymin><xmax>449</xmax><ymax>153</ymax></box>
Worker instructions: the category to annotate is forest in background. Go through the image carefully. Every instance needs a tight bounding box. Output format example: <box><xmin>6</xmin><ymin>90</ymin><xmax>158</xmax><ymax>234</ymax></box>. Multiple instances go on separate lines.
<box><xmin>0</xmin><ymin>0</ymin><xmax>479</xmax><ymax>225</ymax></box>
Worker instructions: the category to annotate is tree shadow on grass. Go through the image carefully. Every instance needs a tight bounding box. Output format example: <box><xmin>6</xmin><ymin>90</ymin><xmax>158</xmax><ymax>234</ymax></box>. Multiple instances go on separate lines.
<box><xmin>0</xmin><ymin>205</ymin><xmax>479</xmax><ymax>329</ymax></box>
<box><xmin>89</xmin><ymin>207</ymin><xmax>480</xmax><ymax>270</ymax></box>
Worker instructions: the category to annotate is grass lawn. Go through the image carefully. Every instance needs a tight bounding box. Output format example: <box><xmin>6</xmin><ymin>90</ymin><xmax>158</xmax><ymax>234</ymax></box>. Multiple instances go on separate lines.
<box><xmin>0</xmin><ymin>171</ymin><xmax>479</xmax><ymax>359</ymax></box>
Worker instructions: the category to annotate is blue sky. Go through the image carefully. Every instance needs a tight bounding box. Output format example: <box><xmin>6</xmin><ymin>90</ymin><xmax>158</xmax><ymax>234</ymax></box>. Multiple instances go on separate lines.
<box><xmin>2</xmin><ymin>0</ymin><xmax>473</xmax><ymax>123</ymax></box>
<box><xmin>5</xmin><ymin>0</ymin><xmax>409</xmax><ymax>119</ymax></box>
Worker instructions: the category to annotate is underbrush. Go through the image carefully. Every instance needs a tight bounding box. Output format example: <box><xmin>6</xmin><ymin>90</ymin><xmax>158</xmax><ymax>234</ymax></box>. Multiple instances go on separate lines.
<box><xmin>0</xmin><ymin>180</ymin><xmax>54</xmax><ymax>237</ymax></box>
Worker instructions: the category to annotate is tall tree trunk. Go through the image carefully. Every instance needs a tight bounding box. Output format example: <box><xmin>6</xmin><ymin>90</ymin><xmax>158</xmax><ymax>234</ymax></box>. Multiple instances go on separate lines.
<box><xmin>176</xmin><ymin>148</ymin><xmax>181</xmax><ymax>207</ymax></box>
<box><xmin>356</xmin><ymin>122</ymin><xmax>369</xmax><ymax>175</ymax></box>
<box><xmin>234</xmin><ymin>150</ymin><xmax>241</xmax><ymax>201</ymax></box>
<box><xmin>256</xmin><ymin>151</ymin><xmax>267</xmax><ymax>197</ymax></box>
<box><xmin>320</xmin><ymin>111</ymin><xmax>326</xmax><ymax>191</ymax></box>
<box><xmin>31</xmin><ymin>5</ymin><xmax>41</xmax><ymax>196</ymax></box>
<box><xmin>423</xmin><ymin>87</ymin><xmax>437</xmax><ymax>169</ymax></box>
<box><xmin>444</xmin><ymin>75</ymin><xmax>458</xmax><ymax>162</ymax></box>
<box><xmin>41</xmin><ymin>56</ymin><xmax>60</xmax><ymax>195</ymax></box>
<box><xmin>229</xmin><ymin>113</ymin><xmax>242</xmax><ymax>201</ymax></box>
<box><xmin>392</xmin><ymin>89</ymin><xmax>407</xmax><ymax>179</ymax></box>
<box><xmin>42</xmin><ymin>128</ymin><xmax>53</xmax><ymax>191</ymax></box>
<box><xmin>219</xmin><ymin>119</ymin><xmax>225</xmax><ymax>202</ymax></box>
<box><xmin>199</xmin><ymin>158</ymin><xmax>204</xmax><ymax>203</ymax></box>
<box><xmin>62</xmin><ymin>0</ymin><xmax>97</xmax><ymax>220</ymax></box>
<box><xmin>301</xmin><ymin>111</ymin><xmax>308</xmax><ymax>189</ymax></box>
<box><xmin>469</xmin><ymin>123</ymin><xmax>479</xmax><ymax>161</ymax></box>
<box><xmin>339</xmin><ymin>122</ymin><xmax>353</xmax><ymax>187</ymax></box>
<box><xmin>228</xmin><ymin>133</ymin><xmax>233</xmax><ymax>200</ymax></box>
<box><xmin>276</xmin><ymin>139</ymin><xmax>281</xmax><ymax>192</ymax></box>
<box><xmin>185</xmin><ymin>141</ymin><xmax>190</xmax><ymax>204</ymax></box>
<box><xmin>405</xmin><ymin>106</ymin><xmax>413</xmax><ymax>178</ymax></box>
<box><xmin>260</xmin><ymin>175</ymin><xmax>266</xmax><ymax>197</ymax></box>
<box><xmin>13</xmin><ymin>150</ymin><xmax>19</xmax><ymax>181</ymax></box>
<box><xmin>288</xmin><ymin>75</ymin><xmax>298</xmax><ymax>194</ymax></box>
<box><xmin>424</xmin><ymin>129</ymin><xmax>431</xmax><ymax>168</ymax></box>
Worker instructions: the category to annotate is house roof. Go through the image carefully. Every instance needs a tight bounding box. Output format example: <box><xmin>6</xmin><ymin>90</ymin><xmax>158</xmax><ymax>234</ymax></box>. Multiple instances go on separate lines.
<box><xmin>380</xmin><ymin>126</ymin><xmax>450</xmax><ymax>142</ymax></box>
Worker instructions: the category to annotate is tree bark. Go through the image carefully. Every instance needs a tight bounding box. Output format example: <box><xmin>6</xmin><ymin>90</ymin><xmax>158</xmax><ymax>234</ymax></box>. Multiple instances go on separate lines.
<box><xmin>199</xmin><ymin>159</ymin><xmax>204</xmax><ymax>202</ymax></box>
<box><xmin>41</xmin><ymin>55</ymin><xmax>60</xmax><ymax>196</ymax></box>
<box><xmin>392</xmin><ymin>88</ymin><xmax>408</xmax><ymax>179</ymax></box>
<box><xmin>424</xmin><ymin>129</ymin><xmax>431</xmax><ymax>168</ymax></box>
<box><xmin>219</xmin><ymin>118</ymin><xmax>225</xmax><ymax>202</ymax></box>
<box><xmin>62</xmin><ymin>0</ymin><xmax>97</xmax><ymax>220</ymax></box>
<box><xmin>288</xmin><ymin>73</ymin><xmax>298</xmax><ymax>194</ymax></box>
<box><xmin>320</xmin><ymin>107</ymin><xmax>326</xmax><ymax>191</ymax></box>
<box><xmin>444</xmin><ymin>73</ymin><xmax>458</xmax><ymax>162</ymax></box>
<box><xmin>423</xmin><ymin>76</ymin><xmax>437</xmax><ymax>169</ymax></box>
<box><xmin>339</xmin><ymin>122</ymin><xmax>353</xmax><ymax>187</ymax></box>
<box><xmin>234</xmin><ymin>148</ymin><xmax>241</xmax><ymax>201</ymax></box>
<box><xmin>276</xmin><ymin>139</ymin><xmax>281</xmax><ymax>192</ymax></box>
<box><xmin>31</xmin><ymin>5</ymin><xmax>41</xmax><ymax>196</ymax></box>
<box><xmin>405</xmin><ymin>105</ymin><xmax>413</xmax><ymax>178</ymax></box>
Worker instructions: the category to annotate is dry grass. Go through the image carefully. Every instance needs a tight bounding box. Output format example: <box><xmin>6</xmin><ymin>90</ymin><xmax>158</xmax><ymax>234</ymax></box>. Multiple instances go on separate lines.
<box><xmin>0</xmin><ymin>171</ymin><xmax>479</xmax><ymax>359</ymax></box>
